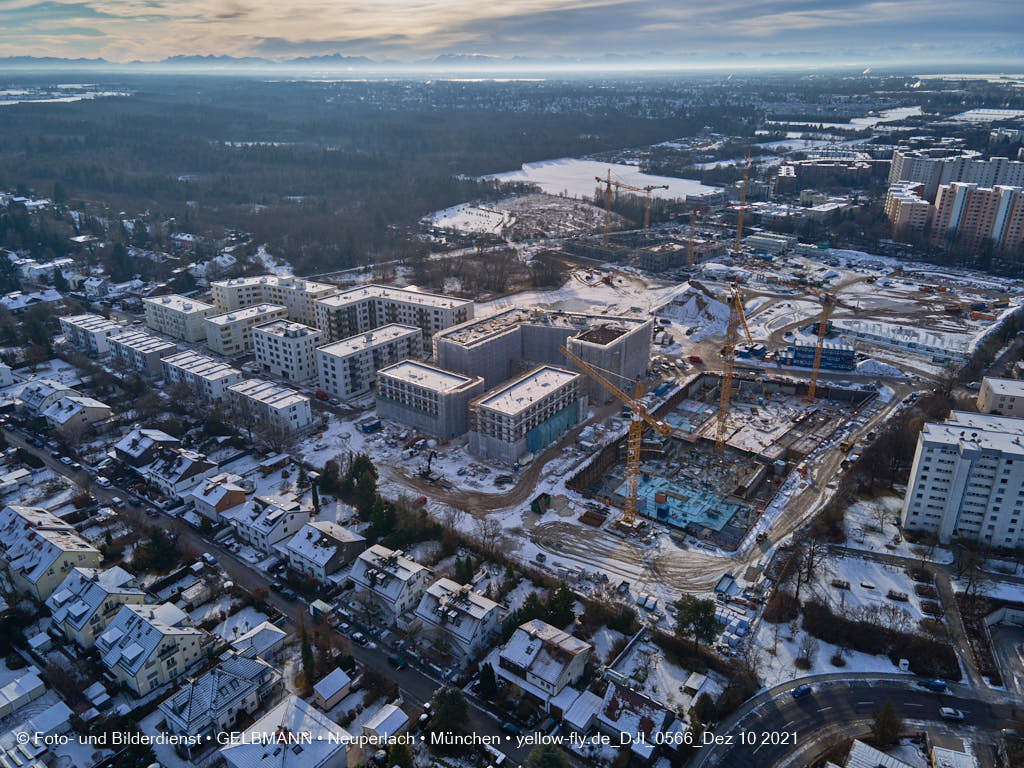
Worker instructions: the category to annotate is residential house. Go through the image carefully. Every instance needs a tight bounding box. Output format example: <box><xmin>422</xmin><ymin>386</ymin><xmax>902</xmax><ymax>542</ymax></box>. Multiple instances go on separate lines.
<box><xmin>494</xmin><ymin>619</ymin><xmax>591</xmax><ymax>711</ymax></box>
<box><xmin>361</xmin><ymin>704</ymin><xmax>409</xmax><ymax>745</ymax></box>
<box><xmin>593</xmin><ymin>682</ymin><xmax>685</xmax><ymax>763</ymax></box>
<box><xmin>188</xmin><ymin>473</ymin><xmax>247</xmax><ymax>522</ymax></box>
<box><xmin>112</xmin><ymin>428</ymin><xmax>180</xmax><ymax>468</ymax></box>
<box><xmin>278</xmin><ymin>521</ymin><xmax>366</xmax><ymax>585</ymax></box>
<box><xmin>141</xmin><ymin>448</ymin><xmax>218</xmax><ymax>500</ymax></box>
<box><xmin>42</xmin><ymin>395</ymin><xmax>113</xmax><ymax>437</ymax></box>
<box><xmin>45</xmin><ymin>566</ymin><xmax>146</xmax><ymax>648</ymax></box>
<box><xmin>348</xmin><ymin>545</ymin><xmax>430</xmax><ymax>626</ymax></box>
<box><xmin>221</xmin><ymin>496</ymin><xmax>310</xmax><ymax>555</ymax></box>
<box><xmin>413</xmin><ymin>578</ymin><xmax>504</xmax><ymax>659</ymax></box>
<box><xmin>231</xmin><ymin>621</ymin><xmax>287</xmax><ymax>660</ymax></box>
<box><xmin>96</xmin><ymin>603</ymin><xmax>207</xmax><ymax>695</ymax></box>
<box><xmin>17</xmin><ymin>378</ymin><xmax>76</xmax><ymax>414</ymax></box>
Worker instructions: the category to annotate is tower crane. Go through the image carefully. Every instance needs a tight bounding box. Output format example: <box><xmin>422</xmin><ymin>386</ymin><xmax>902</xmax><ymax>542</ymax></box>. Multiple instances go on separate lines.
<box><xmin>595</xmin><ymin>170</ymin><xmax>669</xmax><ymax>244</ymax></box>
<box><xmin>561</xmin><ymin>345</ymin><xmax>672</xmax><ymax>529</ymax></box>
<box><xmin>686</xmin><ymin>209</ymin><xmax>697</xmax><ymax>270</ymax></box>
<box><xmin>734</xmin><ymin>149</ymin><xmax>751</xmax><ymax>257</ymax></box>
<box><xmin>716</xmin><ymin>285</ymin><xmax>754</xmax><ymax>453</ymax></box>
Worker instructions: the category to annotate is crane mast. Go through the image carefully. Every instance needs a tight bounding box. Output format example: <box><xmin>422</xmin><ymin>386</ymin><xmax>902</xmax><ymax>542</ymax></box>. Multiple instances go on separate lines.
<box><xmin>686</xmin><ymin>210</ymin><xmax>697</xmax><ymax>270</ymax></box>
<box><xmin>715</xmin><ymin>286</ymin><xmax>753</xmax><ymax>453</ymax></box>
<box><xmin>595</xmin><ymin>171</ymin><xmax>669</xmax><ymax>243</ymax></box>
<box><xmin>734</xmin><ymin>149</ymin><xmax>751</xmax><ymax>257</ymax></box>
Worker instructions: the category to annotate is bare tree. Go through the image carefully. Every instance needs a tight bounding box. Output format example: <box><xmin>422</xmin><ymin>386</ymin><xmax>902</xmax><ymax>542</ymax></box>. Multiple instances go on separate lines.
<box><xmin>796</xmin><ymin>635</ymin><xmax>819</xmax><ymax>669</ymax></box>
<box><xmin>475</xmin><ymin>517</ymin><xmax>503</xmax><ymax>555</ymax></box>
<box><xmin>440</xmin><ymin>506</ymin><xmax>465</xmax><ymax>531</ymax></box>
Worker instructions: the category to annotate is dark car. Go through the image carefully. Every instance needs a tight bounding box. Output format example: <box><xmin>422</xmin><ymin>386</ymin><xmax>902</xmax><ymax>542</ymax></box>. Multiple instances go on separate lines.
<box><xmin>279</xmin><ymin>587</ymin><xmax>298</xmax><ymax>600</ymax></box>
<box><xmin>791</xmin><ymin>684</ymin><xmax>812</xmax><ymax>699</ymax></box>
<box><xmin>388</xmin><ymin>654</ymin><xmax>408</xmax><ymax>669</ymax></box>
<box><xmin>918</xmin><ymin>678</ymin><xmax>947</xmax><ymax>692</ymax></box>
<box><xmin>500</xmin><ymin>722</ymin><xmax>521</xmax><ymax>736</ymax></box>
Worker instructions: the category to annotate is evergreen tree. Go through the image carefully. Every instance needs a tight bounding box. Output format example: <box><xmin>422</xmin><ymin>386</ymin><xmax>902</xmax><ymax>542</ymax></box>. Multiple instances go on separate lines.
<box><xmin>478</xmin><ymin>662</ymin><xmax>498</xmax><ymax>700</ymax></box>
<box><xmin>674</xmin><ymin>595</ymin><xmax>720</xmax><ymax>653</ymax></box>
<box><xmin>870</xmin><ymin>701</ymin><xmax>902</xmax><ymax>748</ymax></box>
<box><xmin>526</xmin><ymin>744</ymin><xmax>572</xmax><ymax>768</ymax></box>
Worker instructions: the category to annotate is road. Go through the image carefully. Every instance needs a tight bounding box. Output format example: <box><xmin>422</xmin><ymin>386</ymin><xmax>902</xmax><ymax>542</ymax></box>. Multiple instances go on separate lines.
<box><xmin>6</xmin><ymin>428</ymin><xmax>532</xmax><ymax>765</ymax></box>
<box><xmin>692</xmin><ymin>673</ymin><xmax>1022</xmax><ymax>768</ymax></box>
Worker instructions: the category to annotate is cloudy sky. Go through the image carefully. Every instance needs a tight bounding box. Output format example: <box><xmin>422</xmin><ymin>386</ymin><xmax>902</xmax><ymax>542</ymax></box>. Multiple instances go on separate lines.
<box><xmin>1</xmin><ymin>0</ymin><xmax>1022</xmax><ymax>64</ymax></box>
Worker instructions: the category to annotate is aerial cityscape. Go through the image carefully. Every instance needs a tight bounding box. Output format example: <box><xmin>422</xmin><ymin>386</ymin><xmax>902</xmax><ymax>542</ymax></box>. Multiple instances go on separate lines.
<box><xmin>0</xmin><ymin>3</ymin><xmax>1022</xmax><ymax>768</ymax></box>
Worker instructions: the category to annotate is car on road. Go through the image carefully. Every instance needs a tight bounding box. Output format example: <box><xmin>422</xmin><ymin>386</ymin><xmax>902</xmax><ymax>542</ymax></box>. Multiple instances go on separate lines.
<box><xmin>70</xmin><ymin>462</ymin><xmax>82</xmax><ymax>471</ymax></box>
<box><xmin>279</xmin><ymin>587</ymin><xmax>298</xmax><ymax>600</ymax></box>
<box><xmin>351</xmin><ymin>631</ymin><xmax>369</xmax><ymax>646</ymax></box>
<box><xmin>270</xmin><ymin>581</ymin><xmax>283</xmax><ymax>591</ymax></box>
<box><xmin>96</xmin><ymin>477</ymin><xmax>112</xmax><ymax>488</ymax></box>
<box><xmin>499</xmin><ymin>721</ymin><xmax>521</xmax><ymax>736</ymax></box>
<box><xmin>939</xmin><ymin>707</ymin><xmax>964</xmax><ymax>721</ymax></box>
<box><xmin>790</xmin><ymin>684</ymin><xmax>813</xmax><ymax>699</ymax></box>
<box><xmin>50</xmin><ymin>450</ymin><xmax>61</xmax><ymax>459</ymax></box>
<box><xmin>387</xmin><ymin>654</ymin><xmax>408</xmax><ymax>669</ymax></box>
<box><xmin>918</xmin><ymin>678</ymin><xmax>947</xmax><ymax>693</ymax></box>
<box><xmin>60</xmin><ymin>456</ymin><xmax>73</xmax><ymax>465</ymax></box>
<box><xmin>30</xmin><ymin>438</ymin><xmax>43</xmax><ymax>447</ymax></box>
<box><xmin>110</xmin><ymin>497</ymin><xmax>124</xmax><ymax>508</ymax></box>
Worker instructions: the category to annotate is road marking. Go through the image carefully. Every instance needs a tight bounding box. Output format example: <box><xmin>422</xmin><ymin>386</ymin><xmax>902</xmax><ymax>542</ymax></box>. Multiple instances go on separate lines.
<box><xmin>905</xmin><ymin>703</ymin><xmax>923</xmax><ymax>708</ymax></box>
<box><xmin>818</xmin><ymin>706</ymin><xmax>832</xmax><ymax>712</ymax></box>
<box><xmin>856</xmin><ymin>701</ymin><xmax>872</xmax><ymax>705</ymax></box>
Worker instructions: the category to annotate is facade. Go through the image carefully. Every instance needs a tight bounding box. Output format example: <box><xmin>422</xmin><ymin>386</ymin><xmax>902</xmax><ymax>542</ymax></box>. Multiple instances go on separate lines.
<box><xmin>205</xmin><ymin>304</ymin><xmax>288</xmax><ymax>356</ymax></box>
<box><xmin>413</xmin><ymin>578</ymin><xmax>503</xmax><ymax>658</ymax></box>
<box><xmin>316</xmin><ymin>324</ymin><xmax>422</xmax><ymax>400</ymax></box>
<box><xmin>0</xmin><ymin>505</ymin><xmax>102</xmax><ymax>601</ymax></box>
<box><xmin>978</xmin><ymin>377</ymin><xmax>1024</xmax><ymax>417</ymax></box>
<box><xmin>888</xmin><ymin>149</ymin><xmax>1024</xmax><ymax>201</ymax></box>
<box><xmin>210</xmin><ymin>274</ymin><xmax>338</xmax><ymax>326</ymax></box>
<box><xmin>58</xmin><ymin>313</ymin><xmax>123</xmax><ymax>355</ymax></box>
<box><xmin>901</xmin><ymin>411</ymin><xmax>1024</xmax><ymax>547</ymax></box>
<box><xmin>495</xmin><ymin>620</ymin><xmax>592</xmax><ymax>709</ymax></box>
<box><xmin>144</xmin><ymin>294</ymin><xmax>215</xmax><ymax>342</ymax></box>
<box><xmin>226</xmin><ymin>379</ymin><xmax>314</xmax><ymax>435</ymax></box>
<box><xmin>108</xmin><ymin>330</ymin><xmax>177</xmax><ymax>376</ymax></box>
<box><xmin>278</xmin><ymin>521</ymin><xmax>366</xmax><ymax>584</ymax></box>
<box><xmin>141</xmin><ymin>448</ymin><xmax>219</xmax><ymax>499</ymax></box>
<box><xmin>632</xmin><ymin>239</ymin><xmax>725</xmax><ymax>271</ymax></box>
<box><xmin>375</xmin><ymin>360</ymin><xmax>484</xmax><ymax>438</ymax></box>
<box><xmin>252</xmin><ymin>320</ymin><xmax>323</xmax><ymax>383</ymax></box>
<box><xmin>777</xmin><ymin>341</ymin><xmax>856</xmax><ymax>371</ymax></box>
<box><xmin>42</xmin><ymin>395</ymin><xmax>113</xmax><ymax>436</ymax></box>
<box><xmin>17</xmin><ymin>378</ymin><xmax>77</xmax><ymax>414</ymax></box>
<box><xmin>161</xmin><ymin>351</ymin><xmax>242</xmax><ymax>401</ymax></box>
<box><xmin>188</xmin><ymin>473</ymin><xmax>248</xmax><ymax>522</ymax></box>
<box><xmin>222</xmin><ymin>497</ymin><xmax>310</xmax><ymax>554</ymax></box>
<box><xmin>884</xmin><ymin>181</ymin><xmax>932</xmax><ymax>236</ymax></box>
<box><xmin>433</xmin><ymin>307</ymin><xmax>652</xmax><ymax>393</ymax></box>
<box><xmin>313</xmin><ymin>284</ymin><xmax>473</xmax><ymax>342</ymax></box>
<box><xmin>348</xmin><ymin>545</ymin><xmax>431</xmax><ymax>625</ymax></box>
<box><xmin>96</xmin><ymin>603</ymin><xmax>206</xmax><ymax>695</ymax></box>
<box><xmin>159</xmin><ymin>653</ymin><xmax>280</xmax><ymax>758</ymax></box>
<box><xmin>469</xmin><ymin>365</ymin><xmax>587</xmax><ymax>465</ymax></box>
<box><xmin>220</xmin><ymin>695</ymin><xmax>352</xmax><ymax>768</ymax></box>
<box><xmin>929</xmin><ymin>182</ymin><xmax>1024</xmax><ymax>253</ymax></box>
<box><xmin>46</xmin><ymin>567</ymin><xmax>145</xmax><ymax>649</ymax></box>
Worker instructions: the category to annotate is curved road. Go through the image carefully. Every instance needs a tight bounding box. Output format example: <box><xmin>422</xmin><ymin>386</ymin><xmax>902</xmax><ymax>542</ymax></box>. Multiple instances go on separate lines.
<box><xmin>692</xmin><ymin>674</ymin><xmax>1021</xmax><ymax>768</ymax></box>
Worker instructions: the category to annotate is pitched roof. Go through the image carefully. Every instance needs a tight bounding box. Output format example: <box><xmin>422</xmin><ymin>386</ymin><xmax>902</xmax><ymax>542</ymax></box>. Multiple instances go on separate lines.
<box><xmin>46</xmin><ymin>567</ymin><xmax>143</xmax><ymax>632</ymax></box>
<box><xmin>160</xmin><ymin>654</ymin><xmax>276</xmax><ymax>732</ymax></box>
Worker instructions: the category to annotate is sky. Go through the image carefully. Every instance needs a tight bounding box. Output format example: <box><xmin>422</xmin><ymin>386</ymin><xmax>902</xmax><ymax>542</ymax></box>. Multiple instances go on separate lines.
<box><xmin>1</xmin><ymin>0</ymin><xmax>1023</xmax><ymax>66</ymax></box>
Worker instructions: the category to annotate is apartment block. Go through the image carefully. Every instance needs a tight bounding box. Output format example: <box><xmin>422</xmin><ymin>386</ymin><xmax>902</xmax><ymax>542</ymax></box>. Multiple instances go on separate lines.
<box><xmin>901</xmin><ymin>411</ymin><xmax>1024</xmax><ymax>547</ymax></box>
<box><xmin>161</xmin><ymin>351</ymin><xmax>242</xmax><ymax>401</ymax></box>
<box><xmin>316</xmin><ymin>324</ymin><xmax>422</xmax><ymax>400</ymax></box>
<box><xmin>144</xmin><ymin>294</ymin><xmax>215</xmax><ymax>342</ymax></box>
<box><xmin>205</xmin><ymin>304</ymin><xmax>287</xmax><ymax>356</ymax></box>
<box><xmin>210</xmin><ymin>274</ymin><xmax>337</xmax><ymax>325</ymax></box>
<box><xmin>977</xmin><ymin>377</ymin><xmax>1024</xmax><ymax>418</ymax></box>
<box><xmin>45</xmin><ymin>566</ymin><xmax>146</xmax><ymax>649</ymax></box>
<box><xmin>58</xmin><ymin>313</ymin><xmax>123</xmax><ymax>355</ymax></box>
<box><xmin>468</xmin><ymin>365</ymin><xmax>587</xmax><ymax>465</ymax></box>
<box><xmin>348</xmin><ymin>545</ymin><xmax>431</xmax><ymax>625</ymax></box>
<box><xmin>108</xmin><ymin>330</ymin><xmax>177</xmax><ymax>376</ymax></box>
<box><xmin>252</xmin><ymin>320</ymin><xmax>323</xmax><ymax>383</ymax></box>
<box><xmin>414</xmin><ymin>578</ymin><xmax>503</xmax><ymax>658</ymax></box>
<box><xmin>375</xmin><ymin>360</ymin><xmax>484</xmax><ymax>438</ymax></box>
<box><xmin>884</xmin><ymin>181</ymin><xmax>932</xmax><ymax>236</ymax></box>
<box><xmin>433</xmin><ymin>307</ymin><xmax>652</xmax><ymax>395</ymax></box>
<box><xmin>226</xmin><ymin>378</ymin><xmax>314</xmax><ymax>435</ymax></box>
<box><xmin>889</xmin><ymin>149</ymin><xmax>1024</xmax><ymax>201</ymax></box>
<box><xmin>929</xmin><ymin>182</ymin><xmax>1024</xmax><ymax>253</ymax></box>
<box><xmin>313</xmin><ymin>284</ymin><xmax>473</xmax><ymax>342</ymax></box>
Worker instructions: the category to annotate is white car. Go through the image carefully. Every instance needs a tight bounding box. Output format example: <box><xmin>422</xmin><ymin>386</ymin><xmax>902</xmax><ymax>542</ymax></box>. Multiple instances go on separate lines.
<box><xmin>939</xmin><ymin>707</ymin><xmax>965</xmax><ymax>721</ymax></box>
<box><xmin>96</xmin><ymin>477</ymin><xmax>112</xmax><ymax>488</ymax></box>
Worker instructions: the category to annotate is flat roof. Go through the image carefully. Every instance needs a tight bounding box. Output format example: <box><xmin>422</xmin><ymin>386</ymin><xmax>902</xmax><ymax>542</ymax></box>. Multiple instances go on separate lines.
<box><xmin>162</xmin><ymin>351</ymin><xmax>241</xmax><ymax>380</ymax></box>
<box><xmin>435</xmin><ymin>307</ymin><xmax>648</xmax><ymax>349</ymax></box>
<box><xmin>316</xmin><ymin>284</ymin><xmax>471</xmax><ymax>310</ymax></box>
<box><xmin>377</xmin><ymin>360</ymin><xmax>476</xmax><ymax>392</ymax></box>
<box><xmin>982</xmin><ymin>377</ymin><xmax>1024</xmax><ymax>397</ymax></box>
<box><xmin>109</xmin><ymin>330</ymin><xmax>177</xmax><ymax>353</ymax></box>
<box><xmin>207</xmin><ymin>304</ymin><xmax>286</xmax><ymax>326</ymax></box>
<box><xmin>477</xmin><ymin>365</ymin><xmax>579</xmax><ymax>416</ymax></box>
<box><xmin>212</xmin><ymin>274</ymin><xmax>336</xmax><ymax>294</ymax></box>
<box><xmin>60</xmin><ymin>313</ymin><xmax>122</xmax><ymax>332</ymax></box>
<box><xmin>228</xmin><ymin>378</ymin><xmax>308</xmax><ymax>409</ymax></box>
<box><xmin>317</xmin><ymin>324</ymin><xmax>420</xmax><ymax>359</ymax></box>
<box><xmin>253</xmin><ymin>319</ymin><xmax>322</xmax><ymax>338</ymax></box>
<box><xmin>144</xmin><ymin>294</ymin><xmax>213</xmax><ymax>313</ymax></box>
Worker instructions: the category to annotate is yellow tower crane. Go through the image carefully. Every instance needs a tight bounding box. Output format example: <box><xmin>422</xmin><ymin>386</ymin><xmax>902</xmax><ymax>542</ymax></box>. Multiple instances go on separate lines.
<box><xmin>595</xmin><ymin>171</ymin><xmax>669</xmax><ymax>244</ymax></box>
<box><xmin>734</xmin><ymin>149</ymin><xmax>751</xmax><ymax>257</ymax></box>
<box><xmin>715</xmin><ymin>285</ymin><xmax>753</xmax><ymax>453</ymax></box>
<box><xmin>686</xmin><ymin>209</ymin><xmax>697</xmax><ymax>269</ymax></box>
<box><xmin>561</xmin><ymin>345</ymin><xmax>671</xmax><ymax>529</ymax></box>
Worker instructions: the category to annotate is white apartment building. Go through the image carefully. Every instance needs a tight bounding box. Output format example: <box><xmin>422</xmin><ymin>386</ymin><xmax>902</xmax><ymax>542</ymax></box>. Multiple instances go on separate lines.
<box><xmin>226</xmin><ymin>378</ymin><xmax>314</xmax><ymax>435</ymax></box>
<box><xmin>414</xmin><ymin>578</ymin><xmax>503</xmax><ymax>659</ymax></box>
<box><xmin>161</xmin><ymin>351</ymin><xmax>242</xmax><ymax>401</ymax></box>
<box><xmin>884</xmin><ymin>181</ymin><xmax>932</xmax><ymax>236</ymax></box>
<box><xmin>144</xmin><ymin>294</ymin><xmax>215</xmax><ymax>342</ymax></box>
<box><xmin>495</xmin><ymin>620</ymin><xmax>592</xmax><ymax>709</ymax></box>
<box><xmin>278</xmin><ymin>521</ymin><xmax>366</xmax><ymax>584</ymax></box>
<box><xmin>889</xmin><ymin>149</ymin><xmax>1024</xmax><ymax>201</ymax></box>
<box><xmin>348</xmin><ymin>545</ymin><xmax>431</xmax><ymax>625</ymax></box>
<box><xmin>375</xmin><ymin>360</ymin><xmax>484</xmax><ymax>439</ymax></box>
<box><xmin>221</xmin><ymin>496</ymin><xmax>310</xmax><ymax>554</ymax></box>
<box><xmin>468</xmin><ymin>365</ymin><xmax>587</xmax><ymax>465</ymax></box>
<box><xmin>46</xmin><ymin>566</ymin><xmax>146</xmax><ymax>649</ymax></box>
<box><xmin>108</xmin><ymin>330</ymin><xmax>177</xmax><ymax>377</ymax></box>
<box><xmin>314</xmin><ymin>284</ymin><xmax>473</xmax><ymax>342</ymax></box>
<box><xmin>978</xmin><ymin>377</ymin><xmax>1024</xmax><ymax>418</ymax></box>
<box><xmin>58</xmin><ymin>313</ymin><xmax>123</xmax><ymax>355</ymax></box>
<box><xmin>252</xmin><ymin>320</ymin><xmax>323</xmax><ymax>383</ymax></box>
<box><xmin>316</xmin><ymin>324</ymin><xmax>422</xmax><ymax>400</ymax></box>
<box><xmin>902</xmin><ymin>411</ymin><xmax>1024</xmax><ymax>547</ymax></box>
<box><xmin>210</xmin><ymin>274</ymin><xmax>338</xmax><ymax>326</ymax></box>
<box><xmin>205</xmin><ymin>304</ymin><xmax>287</xmax><ymax>356</ymax></box>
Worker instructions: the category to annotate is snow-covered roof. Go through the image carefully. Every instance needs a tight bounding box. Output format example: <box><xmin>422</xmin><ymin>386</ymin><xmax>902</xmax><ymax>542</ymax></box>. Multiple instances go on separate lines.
<box><xmin>114</xmin><ymin>428</ymin><xmax>179</xmax><ymax>459</ymax></box>
<box><xmin>222</xmin><ymin>497</ymin><xmax>305</xmax><ymax>538</ymax></box>
<box><xmin>476</xmin><ymin>365</ymin><xmax>580</xmax><ymax>416</ymax></box>
<box><xmin>376</xmin><ymin>360</ymin><xmax>477</xmax><ymax>393</ymax></box>
<box><xmin>109</xmin><ymin>329</ymin><xmax>177</xmax><ymax>354</ymax></box>
<box><xmin>207</xmin><ymin>304</ymin><xmax>286</xmax><ymax>326</ymax></box>
<box><xmin>46</xmin><ymin>567</ymin><xmax>143</xmax><ymax>632</ymax></box>
<box><xmin>42</xmin><ymin>395</ymin><xmax>111</xmax><ymax>425</ymax></box>
<box><xmin>228</xmin><ymin>378</ymin><xmax>308</xmax><ymax>411</ymax></box>
<box><xmin>845</xmin><ymin>740</ymin><xmax>915</xmax><ymax>768</ymax></box>
<box><xmin>281</xmin><ymin>521</ymin><xmax>365</xmax><ymax>568</ymax></box>
<box><xmin>253</xmin><ymin>320</ymin><xmax>322</xmax><ymax>340</ymax></box>
<box><xmin>921</xmin><ymin>410</ymin><xmax>1024</xmax><ymax>455</ymax></box>
<box><xmin>98</xmin><ymin>603</ymin><xmax>203</xmax><ymax>676</ymax></box>
<box><xmin>231</xmin><ymin>620</ymin><xmax>287</xmax><ymax>659</ymax></box>
<box><xmin>160</xmin><ymin>654</ymin><xmax>276</xmax><ymax>732</ymax></box>
<box><xmin>189</xmin><ymin>473</ymin><xmax>246</xmax><ymax>508</ymax></box>
<box><xmin>1</xmin><ymin>288</ymin><xmax>62</xmax><ymax>311</ymax></box>
<box><xmin>317</xmin><ymin>284</ymin><xmax>471</xmax><ymax>311</ymax></box>
<box><xmin>563</xmin><ymin>689</ymin><xmax>602</xmax><ymax>731</ymax></box>
<box><xmin>220</xmin><ymin>694</ymin><xmax>352</xmax><ymax>768</ymax></box>
<box><xmin>16</xmin><ymin>377</ymin><xmax>77</xmax><ymax>412</ymax></box>
<box><xmin>144</xmin><ymin>294</ymin><xmax>213</xmax><ymax>313</ymax></box>
<box><xmin>0</xmin><ymin>505</ymin><xmax>100</xmax><ymax>586</ymax></box>
<box><xmin>597</xmin><ymin>682</ymin><xmax>676</xmax><ymax>759</ymax></box>
<box><xmin>162</xmin><ymin>350</ymin><xmax>241</xmax><ymax>381</ymax></box>
<box><xmin>316</xmin><ymin>324</ymin><xmax>420</xmax><ymax>360</ymax></box>
<box><xmin>362</xmin><ymin>704</ymin><xmax>408</xmax><ymax>741</ymax></box>
<box><xmin>499</xmin><ymin>620</ymin><xmax>591</xmax><ymax>687</ymax></box>
<box><xmin>59</xmin><ymin>313</ymin><xmax>122</xmax><ymax>334</ymax></box>
<box><xmin>312</xmin><ymin>667</ymin><xmax>351</xmax><ymax>701</ymax></box>
<box><xmin>144</xmin><ymin>448</ymin><xmax>216</xmax><ymax>486</ymax></box>
<box><xmin>349</xmin><ymin>545</ymin><xmax>428</xmax><ymax>604</ymax></box>
<box><xmin>415</xmin><ymin>578</ymin><xmax>502</xmax><ymax>645</ymax></box>
<box><xmin>981</xmin><ymin>376</ymin><xmax>1024</xmax><ymax>397</ymax></box>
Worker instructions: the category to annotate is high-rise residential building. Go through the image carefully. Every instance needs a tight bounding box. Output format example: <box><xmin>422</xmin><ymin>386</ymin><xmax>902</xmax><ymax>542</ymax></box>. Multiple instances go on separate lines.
<box><xmin>210</xmin><ymin>274</ymin><xmax>338</xmax><ymax>326</ymax></box>
<box><xmin>313</xmin><ymin>284</ymin><xmax>473</xmax><ymax>342</ymax></box>
<box><xmin>929</xmin><ymin>182</ymin><xmax>1024</xmax><ymax>253</ymax></box>
<box><xmin>884</xmin><ymin>181</ymin><xmax>932</xmax><ymax>236</ymax></box>
<box><xmin>143</xmin><ymin>294</ymin><xmax>215</xmax><ymax>342</ymax></box>
<box><xmin>888</xmin><ymin>149</ymin><xmax>1024</xmax><ymax>201</ymax></box>
<box><xmin>252</xmin><ymin>320</ymin><xmax>323</xmax><ymax>383</ymax></box>
<box><xmin>901</xmin><ymin>410</ymin><xmax>1024</xmax><ymax>547</ymax></box>
<box><xmin>316</xmin><ymin>324</ymin><xmax>422</xmax><ymax>400</ymax></box>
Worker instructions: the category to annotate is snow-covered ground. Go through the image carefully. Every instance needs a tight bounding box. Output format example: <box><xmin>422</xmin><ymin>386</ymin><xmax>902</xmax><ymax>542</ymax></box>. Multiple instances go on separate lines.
<box><xmin>843</xmin><ymin>494</ymin><xmax>953</xmax><ymax>564</ymax></box>
<box><xmin>804</xmin><ymin>555</ymin><xmax>927</xmax><ymax>623</ymax></box>
<box><xmin>612</xmin><ymin>638</ymin><xmax>727</xmax><ymax>712</ymax></box>
<box><xmin>483</xmin><ymin>158</ymin><xmax>720</xmax><ymax>201</ymax></box>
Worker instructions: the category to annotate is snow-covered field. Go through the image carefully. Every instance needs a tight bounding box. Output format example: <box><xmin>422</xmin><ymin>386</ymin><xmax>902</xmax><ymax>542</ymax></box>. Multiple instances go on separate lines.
<box><xmin>483</xmin><ymin>158</ymin><xmax>720</xmax><ymax>201</ymax></box>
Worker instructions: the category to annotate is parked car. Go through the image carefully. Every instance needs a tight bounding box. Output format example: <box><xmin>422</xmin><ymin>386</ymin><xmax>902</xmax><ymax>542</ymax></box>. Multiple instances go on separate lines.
<box><xmin>939</xmin><ymin>707</ymin><xmax>964</xmax><ymax>721</ymax></box>
<box><xmin>110</xmin><ymin>497</ymin><xmax>124</xmax><ymax>508</ymax></box>
<box><xmin>790</xmin><ymin>684</ymin><xmax>813</xmax><ymax>700</ymax></box>
<box><xmin>918</xmin><ymin>678</ymin><xmax>947</xmax><ymax>693</ymax></box>
<box><xmin>96</xmin><ymin>477</ymin><xmax>112</xmax><ymax>488</ymax></box>
<box><xmin>499</xmin><ymin>722</ymin><xmax>521</xmax><ymax>736</ymax></box>
<box><xmin>387</xmin><ymin>654</ymin><xmax>408</xmax><ymax>669</ymax></box>
<box><xmin>50</xmin><ymin>450</ymin><xmax>61</xmax><ymax>459</ymax></box>
<box><xmin>351</xmin><ymin>632</ymin><xmax>369</xmax><ymax>646</ymax></box>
